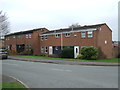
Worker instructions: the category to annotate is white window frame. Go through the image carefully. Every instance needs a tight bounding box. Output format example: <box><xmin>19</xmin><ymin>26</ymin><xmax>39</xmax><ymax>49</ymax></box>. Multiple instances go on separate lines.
<box><xmin>41</xmin><ymin>46</ymin><xmax>44</xmax><ymax>53</ymax></box>
<box><xmin>41</xmin><ymin>36</ymin><xmax>44</xmax><ymax>41</ymax></box>
<box><xmin>13</xmin><ymin>36</ymin><xmax>16</xmax><ymax>38</ymax></box>
<box><xmin>44</xmin><ymin>35</ymin><xmax>48</xmax><ymax>40</ymax></box>
<box><xmin>65</xmin><ymin>33</ymin><xmax>70</xmax><ymax>37</ymax></box>
<box><xmin>26</xmin><ymin>34</ymin><xmax>29</xmax><ymax>38</ymax></box>
<box><xmin>29</xmin><ymin>34</ymin><xmax>32</xmax><ymax>38</ymax></box>
<box><xmin>18</xmin><ymin>35</ymin><xmax>21</xmax><ymax>38</ymax></box>
<box><xmin>45</xmin><ymin>46</ymin><xmax>48</xmax><ymax>53</ymax></box>
<box><xmin>26</xmin><ymin>34</ymin><xmax>32</xmax><ymax>38</ymax></box>
<box><xmin>29</xmin><ymin>44</ymin><xmax>32</xmax><ymax>48</ymax></box>
<box><xmin>81</xmin><ymin>32</ymin><xmax>86</xmax><ymax>38</ymax></box>
<box><xmin>6</xmin><ymin>37</ymin><xmax>8</xmax><ymax>40</ymax></box>
<box><xmin>88</xmin><ymin>31</ymin><xmax>93</xmax><ymax>38</ymax></box>
<box><xmin>55</xmin><ymin>34</ymin><xmax>60</xmax><ymax>38</ymax></box>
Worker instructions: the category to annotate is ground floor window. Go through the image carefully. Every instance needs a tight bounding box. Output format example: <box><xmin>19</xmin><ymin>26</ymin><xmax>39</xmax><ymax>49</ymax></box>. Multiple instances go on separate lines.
<box><xmin>41</xmin><ymin>46</ymin><xmax>48</xmax><ymax>53</ymax></box>
<box><xmin>45</xmin><ymin>46</ymin><xmax>48</xmax><ymax>53</ymax></box>
<box><xmin>16</xmin><ymin>44</ymin><xmax>25</xmax><ymax>53</ymax></box>
<box><xmin>41</xmin><ymin>47</ymin><xmax>44</xmax><ymax>53</ymax></box>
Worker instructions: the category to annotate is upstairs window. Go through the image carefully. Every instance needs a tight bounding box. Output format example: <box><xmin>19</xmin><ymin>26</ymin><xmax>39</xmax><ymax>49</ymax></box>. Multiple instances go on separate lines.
<box><xmin>65</xmin><ymin>33</ymin><xmax>70</xmax><ymax>37</ymax></box>
<box><xmin>41</xmin><ymin>35</ymin><xmax>47</xmax><ymax>41</ymax></box>
<box><xmin>26</xmin><ymin>34</ymin><xmax>29</xmax><ymax>38</ymax></box>
<box><xmin>44</xmin><ymin>35</ymin><xmax>47</xmax><ymax>40</ymax></box>
<box><xmin>29</xmin><ymin>34</ymin><xmax>32</xmax><ymax>38</ymax></box>
<box><xmin>88</xmin><ymin>31</ymin><xmax>93</xmax><ymax>38</ymax></box>
<box><xmin>41</xmin><ymin>36</ymin><xmax>44</xmax><ymax>41</ymax></box>
<box><xmin>26</xmin><ymin>34</ymin><xmax>32</xmax><ymax>38</ymax></box>
<box><xmin>55</xmin><ymin>34</ymin><xmax>60</xmax><ymax>38</ymax></box>
<box><xmin>6</xmin><ymin>37</ymin><xmax>9</xmax><ymax>40</ymax></box>
<box><xmin>18</xmin><ymin>35</ymin><xmax>21</xmax><ymax>38</ymax></box>
<box><xmin>81</xmin><ymin>32</ymin><xmax>86</xmax><ymax>38</ymax></box>
<box><xmin>13</xmin><ymin>36</ymin><xmax>16</xmax><ymax>38</ymax></box>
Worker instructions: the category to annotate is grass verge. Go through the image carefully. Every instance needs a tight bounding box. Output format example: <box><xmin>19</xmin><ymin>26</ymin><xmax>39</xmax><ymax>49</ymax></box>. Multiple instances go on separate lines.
<box><xmin>10</xmin><ymin>55</ymin><xmax>119</xmax><ymax>63</ymax></box>
<box><xmin>2</xmin><ymin>82</ymin><xmax>27</xmax><ymax>89</ymax></box>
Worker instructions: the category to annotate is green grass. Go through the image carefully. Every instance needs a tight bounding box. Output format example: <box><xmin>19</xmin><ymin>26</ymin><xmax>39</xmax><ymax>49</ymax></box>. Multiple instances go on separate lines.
<box><xmin>2</xmin><ymin>82</ymin><xmax>27</xmax><ymax>89</ymax></box>
<box><xmin>0</xmin><ymin>83</ymin><xmax>2</xmax><ymax>89</ymax></box>
<box><xmin>10</xmin><ymin>55</ymin><xmax>119</xmax><ymax>63</ymax></box>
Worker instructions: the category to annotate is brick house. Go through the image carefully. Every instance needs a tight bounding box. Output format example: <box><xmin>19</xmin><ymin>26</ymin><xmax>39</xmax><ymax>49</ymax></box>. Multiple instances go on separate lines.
<box><xmin>0</xmin><ymin>39</ymin><xmax>4</xmax><ymax>48</ymax></box>
<box><xmin>4</xmin><ymin>23</ymin><xmax>113</xmax><ymax>59</ymax></box>
<box><xmin>40</xmin><ymin>23</ymin><xmax>112</xmax><ymax>59</ymax></box>
<box><xmin>4</xmin><ymin>28</ymin><xmax>48</xmax><ymax>55</ymax></box>
<box><xmin>0</xmin><ymin>36</ymin><xmax>5</xmax><ymax>48</ymax></box>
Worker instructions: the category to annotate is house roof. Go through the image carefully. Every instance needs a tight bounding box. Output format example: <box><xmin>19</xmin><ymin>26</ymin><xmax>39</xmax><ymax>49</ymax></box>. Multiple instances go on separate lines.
<box><xmin>41</xmin><ymin>23</ymin><xmax>107</xmax><ymax>35</ymax></box>
<box><xmin>5</xmin><ymin>28</ymin><xmax>48</xmax><ymax>37</ymax></box>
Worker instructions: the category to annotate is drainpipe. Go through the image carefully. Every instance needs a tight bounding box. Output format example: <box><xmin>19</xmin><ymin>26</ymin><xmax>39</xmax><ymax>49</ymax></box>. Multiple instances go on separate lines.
<box><xmin>61</xmin><ymin>33</ymin><xmax>63</xmax><ymax>50</ymax></box>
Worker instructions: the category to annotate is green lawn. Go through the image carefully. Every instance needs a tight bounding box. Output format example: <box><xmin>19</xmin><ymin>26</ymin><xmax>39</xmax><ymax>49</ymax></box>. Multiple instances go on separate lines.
<box><xmin>2</xmin><ymin>82</ymin><xmax>27</xmax><ymax>89</ymax></box>
<box><xmin>11</xmin><ymin>55</ymin><xmax>119</xmax><ymax>63</ymax></box>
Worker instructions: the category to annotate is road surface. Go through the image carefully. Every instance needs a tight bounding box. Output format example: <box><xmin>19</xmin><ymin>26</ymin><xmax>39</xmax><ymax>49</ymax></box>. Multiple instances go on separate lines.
<box><xmin>2</xmin><ymin>59</ymin><xmax>118</xmax><ymax>88</ymax></box>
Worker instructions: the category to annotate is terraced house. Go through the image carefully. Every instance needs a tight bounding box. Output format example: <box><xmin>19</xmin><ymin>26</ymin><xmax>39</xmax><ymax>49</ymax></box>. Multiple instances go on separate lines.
<box><xmin>5</xmin><ymin>28</ymin><xmax>48</xmax><ymax>55</ymax></box>
<box><xmin>5</xmin><ymin>23</ymin><xmax>113</xmax><ymax>59</ymax></box>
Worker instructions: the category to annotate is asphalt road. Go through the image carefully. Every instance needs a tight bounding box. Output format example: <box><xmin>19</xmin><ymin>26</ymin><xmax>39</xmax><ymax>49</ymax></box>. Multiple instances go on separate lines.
<box><xmin>2</xmin><ymin>59</ymin><xmax>118</xmax><ymax>88</ymax></box>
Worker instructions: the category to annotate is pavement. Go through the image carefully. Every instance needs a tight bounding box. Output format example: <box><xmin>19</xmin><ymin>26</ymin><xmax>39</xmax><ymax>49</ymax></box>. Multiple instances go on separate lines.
<box><xmin>1</xmin><ymin>74</ymin><xmax>28</xmax><ymax>88</ymax></box>
<box><xmin>8</xmin><ymin>56</ymin><xmax>119</xmax><ymax>66</ymax></box>
<box><xmin>2</xmin><ymin>74</ymin><xmax>17</xmax><ymax>82</ymax></box>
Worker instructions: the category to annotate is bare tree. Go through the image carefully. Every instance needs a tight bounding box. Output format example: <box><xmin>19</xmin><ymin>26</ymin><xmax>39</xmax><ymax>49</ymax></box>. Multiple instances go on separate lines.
<box><xmin>0</xmin><ymin>11</ymin><xmax>10</xmax><ymax>38</ymax></box>
<box><xmin>69</xmin><ymin>23</ymin><xmax>81</xmax><ymax>28</ymax></box>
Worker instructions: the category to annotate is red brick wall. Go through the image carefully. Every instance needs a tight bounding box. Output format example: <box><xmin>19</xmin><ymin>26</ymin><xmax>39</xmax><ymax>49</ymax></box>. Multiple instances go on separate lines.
<box><xmin>40</xmin><ymin>31</ymin><xmax>96</xmax><ymax>47</ymax></box>
<box><xmin>96</xmin><ymin>25</ymin><xmax>112</xmax><ymax>59</ymax></box>
<box><xmin>5</xmin><ymin>29</ymin><xmax>48</xmax><ymax>55</ymax></box>
<box><xmin>0</xmin><ymin>40</ymin><xmax>4</xmax><ymax>48</ymax></box>
<box><xmin>40</xmin><ymin>25</ymin><xmax>113</xmax><ymax>59</ymax></box>
<box><xmin>5</xmin><ymin>25</ymin><xmax>113</xmax><ymax>59</ymax></box>
<box><xmin>40</xmin><ymin>31</ymin><xmax>98</xmax><ymax>56</ymax></box>
<box><xmin>32</xmin><ymin>29</ymin><xmax>48</xmax><ymax>55</ymax></box>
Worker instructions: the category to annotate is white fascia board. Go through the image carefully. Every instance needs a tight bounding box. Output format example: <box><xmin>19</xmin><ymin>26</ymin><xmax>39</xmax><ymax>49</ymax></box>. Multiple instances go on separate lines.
<box><xmin>40</xmin><ymin>28</ymin><xmax>97</xmax><ymax>36</ymax></box>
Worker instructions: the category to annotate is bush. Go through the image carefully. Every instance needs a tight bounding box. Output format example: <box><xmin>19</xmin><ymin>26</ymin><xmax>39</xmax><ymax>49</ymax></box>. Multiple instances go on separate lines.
<box><xmin>19</xmin><ymin>49</ymin><xmax>33</xmax><ymax>55</ymax></box>
<box><xmin>118</xmin><ymin>53</ymin><xmax>120</xmax><ymax>58</ymax></box>
<box><xmin>61</xmin><ymin>48</ymin><xmax>74</xmax><ymax>58</ymax></box>
<box><xmin>80</xmin><ymin>46</ymin><xmax>98</xmax><ymax>60</ymax></box>
<box><xmin>76</xmin><ymin>54</ymin><xmax>83</xmax><ymax>59</ymax></box>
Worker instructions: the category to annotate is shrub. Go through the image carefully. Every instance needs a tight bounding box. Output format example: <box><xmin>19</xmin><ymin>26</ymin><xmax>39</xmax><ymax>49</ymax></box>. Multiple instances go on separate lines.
<box><xmin>77</xmin><ymin>54</ymin><xmax>83</xmax><ymax>59</ymax></box>
<box><xmin>80</xmin><ymin>46</ymin><xmax>98</xmax><ymax>60</ymax></box>
<box><xmin>118</xmin><ymin>53</ymin><xmax>120</xmax><ymax>58</ymax></box>
<box><xmin>61</xmin><ymin>48</ymin><xmax>74</xmax><ymax>58</ymax></box>
<box><xmin>19</xmin><ymin>49</ymin><xmax>33</xmax><ymax>55</ymax></box>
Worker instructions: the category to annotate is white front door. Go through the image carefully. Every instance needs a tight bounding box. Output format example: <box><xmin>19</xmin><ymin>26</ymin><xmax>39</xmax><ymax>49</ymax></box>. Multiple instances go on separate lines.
<box><xmin>74</xmin><ymin>46</ymin><xmax>79</xmax><ymax>58</ymax></box>
<box><xmin>49</xmin><ymin>46</ymin><xmax>53</xmax><ymax>55</ymax></box>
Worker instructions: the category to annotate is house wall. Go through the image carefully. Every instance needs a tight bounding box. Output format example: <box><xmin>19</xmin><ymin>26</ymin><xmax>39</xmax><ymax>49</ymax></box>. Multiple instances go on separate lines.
<box><xmin>5</xmin><ymin>28</ymin><xmax>48</xmax><ymax>55</ymax></box>
<box><xmin>40</xmin><ymin>25</ymin><xmax>113</xmax><ymax>59</ymax></box>
<box><xmin>32</xmin><ymin>29</ymin><xmax>48</xmax><ymax>55</ymax></box>
<box><xmin>0</xmin><ymin>40</ymin><xmax>4</xmax><ymax>48</ymax></box>
<box><xmin>4</xmin><ymin>24</ymin><xmax>113</xmax><ymax>59</ymax></box>
<box><xmin>96</xmin><ymin>25</ymin><xmax>112</xmax><ymax>59</ymax></box>
<box><xmin>40</xmin><ymin>31</ymin><xmax>97</xmax><ymax>56</ymax></box>
<box><xmin>40</xmin><ymin>31</ymin><xmax>96</xmax><ymax>46</ymax></box>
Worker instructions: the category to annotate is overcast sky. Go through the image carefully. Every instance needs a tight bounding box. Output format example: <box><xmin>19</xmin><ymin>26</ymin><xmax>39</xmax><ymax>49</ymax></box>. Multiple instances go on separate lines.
<box><xmin>0</xmin><ymin>0</ymin><xmax>119</xmax><ymax>40</ymax></box>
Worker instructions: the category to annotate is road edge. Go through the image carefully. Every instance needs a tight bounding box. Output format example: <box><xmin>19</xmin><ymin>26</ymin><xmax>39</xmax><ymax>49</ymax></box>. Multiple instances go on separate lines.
<box><xmin>7</xmin><ymin>75</ymin><xmax>29</xmax><ymax>88</ymax></box>
<box><xmin>8</xmin><ymin>57</ymin><xmax>119</xmax><ymax>66</ymax></box>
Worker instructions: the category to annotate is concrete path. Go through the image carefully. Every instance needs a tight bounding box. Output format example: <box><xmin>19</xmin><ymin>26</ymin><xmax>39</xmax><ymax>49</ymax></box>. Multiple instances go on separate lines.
<box><xmin>2</xmin><ymin>75</ymin><xmax>17</xmax><ymax>82</ymax></box>
<box><xmin>8</xmin><ymin>56</ymin><xmax>119</xmax><ymax>66</ymax></box>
